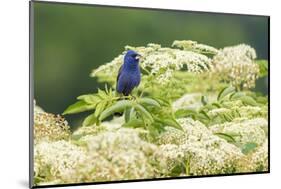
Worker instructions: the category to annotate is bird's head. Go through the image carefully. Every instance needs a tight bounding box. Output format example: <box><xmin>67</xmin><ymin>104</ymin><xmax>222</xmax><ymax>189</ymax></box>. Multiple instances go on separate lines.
<box><xmin>124</xmin><ymin>50</ymin><xmax>141</xmax><ymax>66</ymax></box>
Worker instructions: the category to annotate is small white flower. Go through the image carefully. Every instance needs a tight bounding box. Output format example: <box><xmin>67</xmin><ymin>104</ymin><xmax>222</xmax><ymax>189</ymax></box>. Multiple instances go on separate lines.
<box><xmin>211</xmin><ymin>44</ymin><xmax>259</xmax><ymax>89</ymax></box>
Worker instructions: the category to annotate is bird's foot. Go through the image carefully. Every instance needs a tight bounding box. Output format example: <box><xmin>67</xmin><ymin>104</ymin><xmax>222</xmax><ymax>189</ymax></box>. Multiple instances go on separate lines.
<box><xmin>130</xmin><ymin>95</ymin><xmax>137</xmax><ymax>100</ymax></box>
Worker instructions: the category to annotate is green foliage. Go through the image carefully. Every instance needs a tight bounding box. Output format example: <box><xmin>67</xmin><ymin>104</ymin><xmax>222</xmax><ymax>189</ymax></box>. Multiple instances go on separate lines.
<box><xmin>63</xmin><ymin>87</ymin><xmax>183</xmax><ymax>137</ymax></box>
<box><xmin>214</xmin><ymin>132</ymin><xmax>236</xmax><ymax>143</ymax></box>
<box><xmin>255</xmin><ymin>60</ymin><xmax>268</xmax><ymax>77</ymax></box>
<box><xmin>63</xmin><ymin>101</ymin><xmax>95</xmax><ymax>115</ymax></box>
<box><xmin>217</xmin><ymin>86</ymin><xmax>235</xmax><ymax>101</ymax></box>
<box><xmin>175</xmin><ymin>86</ymin><xmax>268</xmax><ymax>126</ymax></box>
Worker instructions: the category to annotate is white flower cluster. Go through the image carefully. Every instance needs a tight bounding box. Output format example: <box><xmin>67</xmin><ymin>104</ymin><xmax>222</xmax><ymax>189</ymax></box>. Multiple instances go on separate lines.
<box><xmin>34</xmin><ymin>140</ymin><xmax>88</xmax><ymax>183</ymax></box>
<box><xmin>236</xmin><ymin>139</ymin><xmax>268</xmax><ymax>172</ymax></box>
<box><xmin>91</xmin><ymin>42</ymin><xmax>262</xmax><ymax>89</ymax></box>
<box><xmin>212</xmin><ymin>44</ymin><xmax>259</xmax><ymax>89</ymax></box>
<box><xmin>172</xmin><ymin>40</ymin><xmax>219</xmax><ymax>54</ymax></box>
<box><xmin>131</xmin><ymin>43</ymin><xmax>213</xmax><ymax>84</ymax></box>
<box><xmin>156</xmin><ymin>118</ymin><xmax>244</xmax><ymax>175</ymax></box>
<box><xmin>250</xmin><ymin>139</ymin><xmax>268</xmax><ymax>171</ymax></box>
<box><xmin>208</xmin><ymin>108</ymin><xmax>232</xmax><ymax>117</ymax></box>
<box><xmin>91</xmin><ymin>41</ymin><xmax>212</xmax><ymax>84</ymax></box>
<box><xmin>77</xmin><ymin>128</ymin><xmax>158</xmax><ymax>181</ymax></box>
<box><xmin>209</xmin><ymin>118</ymin><xmax>268</xmax><ymax>146</ymax></box>
<box><xmin>72</xmin><ymin>124</ymin><xmax>106</xmax><ymax>140</ymax></box>
<box><xmin>34</xmin><ymin>111</ymin><xmax>70</xmax><ymax>143</ymax></box>
<box><xmin>156</xmin><ymin>117</ymin><xmax>268</xmax><ymax>176</ymax></box>
<box><xmin>34</xmin><ymin>105</ymin><xmax>268</xmax><ymax>185</ymax></box>
<box><xmin>34</xmin><ymin>127</ymin><xmax>159</xmax><ymax>185</ymax></box>
<box><xmin>235</xmin><ymin>106</ymin><xmax>268</xmax><ymax>119</ymax></box>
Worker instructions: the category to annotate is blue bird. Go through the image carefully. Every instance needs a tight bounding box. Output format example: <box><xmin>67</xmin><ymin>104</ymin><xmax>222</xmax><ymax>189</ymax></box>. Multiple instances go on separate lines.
<box><xmin>116</xmin><ymin>50</ymin><xmax>141</xmax><ymax>96</ymax></box>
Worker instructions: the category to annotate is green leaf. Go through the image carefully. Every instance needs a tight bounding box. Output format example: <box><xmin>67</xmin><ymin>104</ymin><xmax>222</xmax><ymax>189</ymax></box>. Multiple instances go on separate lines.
<box><xmin>153</xmin><ymin>97</ymin><xmax>170</xmax><ymax>106</ymax></box>
<box><xmin>212</xmin><ymin>102</ymin><xmax>221</xmax><ymax>108</ymax></box>
<box><xmin>256</xmin><ymin>96</ymin><xmax>268</xmax><ymax>104</ymax></box>
<box><xmin>230</xmin><ymin>92</ymin><xmax>245</xmax><ymax>100</ymax></box>
<box><xmin>94</xmin><ymin>101</ymin><xmax>107</xmax><ymax>117</ymax></box>
<box><xmin>130</xmin><ymin>107</ymin><xmax>137</xmax><ymax>119</ymax></box>
<box><xmin>199</xmin><ymin>110</ymin><xmax>210</xmax><ymax>120</ymax></box>
<box><xmin>255</xmin><ymin>60</ymin><xmax>268</xmax><ymax>77</ymax></box>
<box><xmin>214</xmin><ymin>132</ymin><xmax>236</xmax><ymax>143</ymax></box>
<box><xmin>241</xmin><ymin>142</ymin><xmax>258</xmax><ymax>155</ymax></box>
<box><xmin>240</xmin><ymin>96</ymin><xmax>257</xmax><ymax>106</ymax></box>
<box><xmin>77</xmin><ymin>94</ymin><xmax>101</xmax><ymax>105</ymax></box>
<box><xmin>161</xmin><ymin>118</ymin><xmax>183</xmax><ymax>131</ymax></box>
<box><xmin>135</xmin><ymin>104</ymin><xmax>154</xmax><ymax>122</ymax></box>
<box><xmin>97</xmin><ymin>89</ymin><xmax>108</xmax><ymax>99</ymax></box>
<box><xmin>63</xmin><ymin>101</ymin><xmax>95</xmax><ymax>115</ymax></box>
<box><xmin>222</xmin><ymin>113</ymin><xmax>233</xmax><ymax>122</ymax></box>
<box><xmin>138</xmin><ymin>97</ymin><xmax>161</xmax><ymax>108</ymax></box>
<box><xmin>170</xmin><ymin>164</ymin><xmax>184</xmax><ymax>176</ymax></box>
<box><xmin>203</xmin><ymin>104</ymin><xmax>216</xmax><ymax>111</ymax></box>
<box><xmin>122</xmin><ymin>118</ymin><xmax>144</xmax><ymax>128</ymax></box>
<box><xmin>154</xmin><ymin>117</ymin><xmax>183</xmax><ymax>131</ymax></box>
<box><xmin>201</xmin><ymin>95</ymin><xmax>208</xmax><ymax>105</ymax></box>
<box><xmin>175</xmin><ymin>108</ymin><xmax>197</xmax><ymax>118</ymax></box>
<box><xmin>124</xmin><ymin>107</ymin><xmax>131</xmax><ymax>122</ymax></box>
<box><xmin>217</xmin><ymin>86</ymin><xmax>235</xmax><ymax>101</ymax></box>
<box><xmin>82</xmin><ymin>113</ymin><xmax>97</xmax><ymax>126</ymax></box>
<box><xmin>99</xmin><ymin>100</ymin><xmax>133</xmax><ymax>121</ymax></box>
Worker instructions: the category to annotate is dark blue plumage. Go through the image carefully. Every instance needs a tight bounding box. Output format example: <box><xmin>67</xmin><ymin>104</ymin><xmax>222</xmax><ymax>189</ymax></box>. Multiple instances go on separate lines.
<box><xmin>116</xmin><ymin>50</ymin><xmax>141</xmax><ymax>96</ymax></box>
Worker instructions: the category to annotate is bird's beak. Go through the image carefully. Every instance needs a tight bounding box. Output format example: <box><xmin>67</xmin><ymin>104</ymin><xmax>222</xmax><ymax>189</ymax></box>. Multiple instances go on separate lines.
<box><xmin>135</xmin><ymin>54</ymin><xmax>142</xmax><ymax>60</ymax></box>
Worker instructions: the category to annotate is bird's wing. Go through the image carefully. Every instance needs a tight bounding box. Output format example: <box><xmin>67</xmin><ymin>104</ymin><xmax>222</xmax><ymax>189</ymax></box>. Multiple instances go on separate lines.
<box><xmin>116</xmin><ymin>64</ymin><xmax>123</xmax><ymax>83</ymax></box>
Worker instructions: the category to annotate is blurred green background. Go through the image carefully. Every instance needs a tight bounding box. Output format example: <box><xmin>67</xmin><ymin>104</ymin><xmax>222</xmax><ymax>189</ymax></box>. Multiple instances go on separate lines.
<box><xmin>33</xmin><ymin>2</ymin><xmax>269</xmax><ymax>127</ymax></box>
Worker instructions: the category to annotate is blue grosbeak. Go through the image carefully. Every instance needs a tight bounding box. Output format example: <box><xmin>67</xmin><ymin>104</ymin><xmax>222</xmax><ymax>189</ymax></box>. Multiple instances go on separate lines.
<box><xmin>116</xmin><ymin>50</ymin><xmax>141</xmax><ymax>96</ymax></box>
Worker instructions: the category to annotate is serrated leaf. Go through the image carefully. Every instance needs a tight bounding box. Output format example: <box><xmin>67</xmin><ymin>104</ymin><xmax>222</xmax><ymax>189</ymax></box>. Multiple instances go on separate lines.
<box><xmin>215</xmin><ymin>132</ymin><xmax>236</xmax><ymax>143</ymax></box>
<box><xmin>82</xmin><ymin>113</ymin><xmax>97</xmax><ymax>126</ymax></box>
<box><xmin>99</xmin><ymin>100</ymin><xmax>133</xmax><ymax>121</ymax></box>
<box><xmin>63</xmin><ymin>101</ymin><xmax>95</xmax><ymax>115</ymax></box>
<box><xmin>241</xmin><ymin>142</ymin><xmax>258</xmax><ymax>155</ymax></box>
<box><xmin>138</xmin><ymin>97</ymin><xmax>161</xmax><ymax>108</ymax></box>
<box><xmin>217</xmin><ymin>86</ymin><xmax>235</xmax><ymax>101</ymax></box>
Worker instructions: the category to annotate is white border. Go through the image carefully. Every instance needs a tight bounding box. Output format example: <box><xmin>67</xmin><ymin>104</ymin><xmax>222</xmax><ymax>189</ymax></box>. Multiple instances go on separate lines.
<box><xmin>1</xmin><ymin>0</ymin><xmax>280</xmax><ymax>189</ymax></box>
